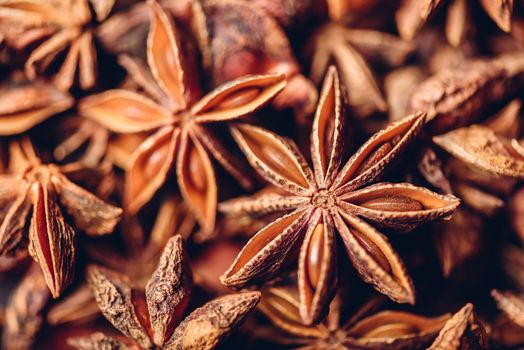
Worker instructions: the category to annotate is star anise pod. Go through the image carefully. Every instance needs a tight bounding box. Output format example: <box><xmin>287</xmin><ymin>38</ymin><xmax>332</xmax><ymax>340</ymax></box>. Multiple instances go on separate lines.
<box><xmin>0</xmin><ymin>74</ymin><xmax>73</xmax><ymax>136</ymax></box>
<box><xmin>396</xmin><ymin>0</ymin><xmax>514</xmax><ymax>46</ymax></box>
<box><xmin>192</xmin><ymin>0</ymin><xmax>318</xmax><ymax>121</ymax></box>
<box><xmin>79</xmin><ymin>1</ymin><xmax>286</xmax><ymax>233</ymax></box>
<box><xmin>259</xmin><ymin>286</ymin><xmax>453</xmax><ymax>349</ymax></box>
<box><xmin>428</xmin><ymin>303</ymin><xmax>487</xmax><ymax>350</ymax></box>
<box><xmin>0</xmin><ymin>0</ymin><xmax>119</xmax><ymax>91</ymax></box>
<box><xmin>47</xmin><ymin>195</ymin><xmax>195</xmax><ymax>328</ymax></box>
<box><xmin>491</xmin><ymin>289</ymin><xmax>524</xmax><ymax>347</ymax></box>
<box><xmin>0</xmin><ymin>138</ymin><xmax>122</xmax><ymax>297</ymax></box>
<box><xmin>427</xmin><ymin>99</ymin><xmax>524</xmax><ymax>216</ymax></box>
<box><xmin>70</xmin><ymin>235</ymin><xmax>261</xmax><ymax>350</ymax></box>
<box><xmin>2</xmin><ymin>263</ymin><xmax>50</xmax><ymax>350</ymax></box>
<box><xmin>220</xmin><ymin>67</ymin><xmax>460</xmax><ymax>324</ymax></box>
<box><xmin>307</xmin><ymin>22</ymin><xmax>414</xmax><ymax>118</ymax></box>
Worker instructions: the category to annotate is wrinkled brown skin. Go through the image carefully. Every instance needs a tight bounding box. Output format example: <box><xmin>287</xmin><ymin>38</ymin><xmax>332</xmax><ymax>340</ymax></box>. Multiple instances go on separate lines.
<box><xmin>72</xmin><ymin>235</ymin><xmax>260</xmax><ymax>350</ymax></box>
<box><xmin>0</xmin><ymin>139</ymin><xmax>122</xmax><ymax>298</ymax></box>
<box><xmin>410</xmin><ymin>55</ymin><xmax>523</xmax><ymax>134</ymax></box>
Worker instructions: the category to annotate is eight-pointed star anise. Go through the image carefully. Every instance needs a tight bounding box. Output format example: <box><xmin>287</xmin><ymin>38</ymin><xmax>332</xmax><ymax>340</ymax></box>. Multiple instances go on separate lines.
<box><xmin>0</xmin><ymin>138</ymin><xmax>122</xmax><ymax>297</ymax></box>
<box><xmin>79</xmin><ymin>1</ymin><xmax>286</xmax><ymax>234</ymax></box>
<box><xmin>0</xmin><ymin>0</ymin><xmax>117</xmax><ymax>91</ymax></box>
<box><xmin>219</xmin><ymin>67</ymin><xmax>460</xmax><ymax>325</ymax></box>
<box><xmin>70</xmin><ymin>235</ymin><xmax>261</xmax><ymax>350</ymax></box>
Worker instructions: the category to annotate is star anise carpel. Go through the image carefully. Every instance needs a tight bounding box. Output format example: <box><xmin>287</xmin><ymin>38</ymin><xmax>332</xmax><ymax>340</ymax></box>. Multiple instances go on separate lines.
<box><xmin>79</xmin><ymin>1</ymin><xmax>286</xmax><ymax>234</ymax></box>
<box><xmin>69</xmin><ymin>234</ymin><xmax>261</xmax><ymax>350</ymax></box>
<box><xmin>0</xmin><ymin>137</ymin><xmax>122</xmax><ymax>297</ymax></box>
<box><xmin>0</xmin><ymin>74</ymin><xmax>74</xmax><ymax>136</ymax></box>
<box><xmin>220</xmin><ymin>66</ymin><xmax>460</xmax><ymax>325</ymax></box>
<box><xmin>0</xmin><ymin>0</ymin><xmax>118</xmax><ymax>91</ymax></box>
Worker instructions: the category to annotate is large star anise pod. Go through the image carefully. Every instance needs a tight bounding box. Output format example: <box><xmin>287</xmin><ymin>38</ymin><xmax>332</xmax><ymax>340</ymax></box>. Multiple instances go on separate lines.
<box><xmin>0</xmin><ymin>73</ymin><xmax>73</xmax><ymax>136</ymax></box>
<box><xmin>396</xmin><ymin>0</ymin><xmax>514</xmax><ymax>46</ymax></box>
<box><xmin>69</xmin><ymin>235</ymin><xmax>261</xmax><ymax>350</ymax></box>
<box><xmin>259</xmin><ymin>286</ymin><xmax>453</xmax><ymax>349</ymax></box>
<box><xmin>79</xmin><ymin>1</ymin><xmax>286</xmax><ymax>233</ymax></box>
<box><xmin>220</xmin><ymin>67</ymin><xmax>460</xmax><ymax>324</ymax></box>
<box><xmin>0</xmin><ymin>0</ymin><xmax>117</xmax><ymax>91</ymax></box>
<box><xmin>0</xmin><ymin>138</ymin><xmax>122</xmax><ymax>297</ymax></box>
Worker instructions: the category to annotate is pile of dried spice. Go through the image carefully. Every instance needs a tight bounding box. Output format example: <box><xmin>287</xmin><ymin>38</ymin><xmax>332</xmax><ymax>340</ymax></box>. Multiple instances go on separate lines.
<box><xmin>1</xmin><ymin>0</ymin><xmax>524</xmax><ymax>349</ymax></box>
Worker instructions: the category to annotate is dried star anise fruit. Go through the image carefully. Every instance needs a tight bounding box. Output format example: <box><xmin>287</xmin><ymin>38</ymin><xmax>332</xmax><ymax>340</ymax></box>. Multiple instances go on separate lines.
<box><xmin>70</xmin><ymin>235</ymin><xmax>261</xmax><ymax>350</ymax></box>
<box><xmin>220</xmin><ymin>67</ymin><xmax>459</xmax><ymax>324</ymax></box>
<box><xmin>79</xmin><ymin>1</ymin><xmax>286</xmax><ymax>234</ymax></box>
<box><xmin>0</xmin><ymin>0</ymin><xmax>119</xmax><ymax>90</ymax></box>
<box><xmin>0</xmin><ymin>138</ymin><xmax>121</xmax><ymax>297</ymax></box>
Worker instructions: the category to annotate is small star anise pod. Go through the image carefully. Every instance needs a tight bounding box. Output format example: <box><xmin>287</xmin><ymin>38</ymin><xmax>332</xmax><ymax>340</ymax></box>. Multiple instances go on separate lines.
<box><xmin>0</xmin><ymin>138</ymin><xmax>122</xmax><ymax>297</ymax></box>
<box><xmin>396</xmin><ymin>0</ymin><xmax>514</xmax><ymax>46</ymax></box>
<box><xmin>0</xmin><ymin>0</ymin><xmax>118</xmax><ymax>91</ymax></box>
<box><xmin>491</xmin><ymin>289</ymin><xmax>524</xmax><ymax>347</ymax></box>
<box><xmin>220</xmin><ymin>67</ymin><xmax>459</xmax><ymax>324</ymax></box>
<box><xmin>425</xmin><ymin>98</ymin><xmax>524</xmax><ymax>217</ymax></box>
<box><xmin>192</xmin><ymin>0</ymin><xmax>318</xmax><ymax>120</ymax></box>
<box><xmin>433</xmin><ymin>125</ymin><xmax>524</xmax><ymax>179</ymax></box>
<box><xmin>47</xmin><ymin>195</ymin><xmax>195</xmax><ymax>328</ymax></box>
<box><xmin>0</xmin><ymin>74</ymin><xmax>73</xmax><ymax>136</ymax></box>
<box><xmin>259</xmin><ymin>286</ymin><xmax>452</xmax><ymax>349</ymax></box>
<box><xmin>308</xmin><ymin>22</ymin><xmax>414</xmax><ymax>118</ymax></box>
<box><xmin>79</xmin><ymin>1</ymin><xmax>286</xmax><ymax>233</ymax></box>
<box><xmin>428</xmin><ymin>303</ymin><xmax>487</xmax><ymax>350</ymax></box>
<box><xmin>70</xmin><ymin>235</ymin><xmax>261</xmax><ymax>350</ymax></box>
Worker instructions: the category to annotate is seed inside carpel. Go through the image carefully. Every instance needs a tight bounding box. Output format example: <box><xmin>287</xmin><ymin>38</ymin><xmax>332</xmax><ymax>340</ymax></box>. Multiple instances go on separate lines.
<box><xmin>307</xmin><ymin>224</ymin><xmax>325</xmax><ymax>288</ymax></box>
<box><xmin>353</xmin><ymin>231</ymin><xmax>391</xmax><ymax>273</ymax></box>
<box><xmin>359</xmin><ymin>195</ymin><xmax>423</xmax><ymax>211</ymax></box>
<box><xmin>188</xmin><ymin>147</ymin><xmax>207</xmax><ymax>192</ymax></box>
<box><xmin>361</xmin><ymin>323</ymin><xmax>418</xmax><ymax>338</ymax></box>
<box><xmin>217</xmin><ymin>87</ymin><xmax>261</xmax><ymax>109</ymax></box>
